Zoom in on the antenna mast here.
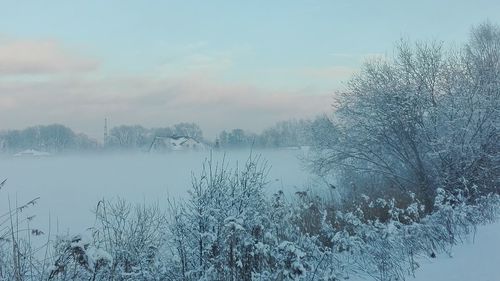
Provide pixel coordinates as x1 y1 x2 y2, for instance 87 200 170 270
104 117 108 146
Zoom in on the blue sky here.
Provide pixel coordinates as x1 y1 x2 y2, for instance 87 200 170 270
1 0 499 139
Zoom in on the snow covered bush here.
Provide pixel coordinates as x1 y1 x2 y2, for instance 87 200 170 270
48 235 112 281
165 154 279 280
274 183 500 281
92 199 169 280
48 199 169 281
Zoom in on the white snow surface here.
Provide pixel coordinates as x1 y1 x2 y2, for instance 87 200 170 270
410 221 500 281
348 220 500 281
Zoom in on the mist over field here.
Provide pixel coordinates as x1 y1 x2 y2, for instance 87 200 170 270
0 150 310 232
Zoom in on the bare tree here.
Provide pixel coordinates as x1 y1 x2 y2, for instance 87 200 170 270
309 22 500 211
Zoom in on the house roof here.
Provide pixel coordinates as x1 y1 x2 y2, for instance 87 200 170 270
155 135 197 141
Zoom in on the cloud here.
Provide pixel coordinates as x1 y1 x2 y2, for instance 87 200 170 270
0 74 332 139
0 38 99 75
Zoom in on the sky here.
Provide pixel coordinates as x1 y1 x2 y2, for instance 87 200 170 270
0 0 499 140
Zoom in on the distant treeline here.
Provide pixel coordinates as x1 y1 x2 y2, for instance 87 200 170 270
0 119 316 152
0 124 98 152
217 119 312 148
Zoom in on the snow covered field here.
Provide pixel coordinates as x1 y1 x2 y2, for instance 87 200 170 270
358 221 500 281
0 149 310 233
344 220 500 281
410 221 500 281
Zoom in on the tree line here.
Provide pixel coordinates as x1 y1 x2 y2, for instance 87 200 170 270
0 124 98 152
0 119 316 153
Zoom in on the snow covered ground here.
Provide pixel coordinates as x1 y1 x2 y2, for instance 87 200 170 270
347 220 500 281
410 220 500 281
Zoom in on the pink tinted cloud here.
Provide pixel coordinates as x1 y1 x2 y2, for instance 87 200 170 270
0 38 99 75
0 74 332 138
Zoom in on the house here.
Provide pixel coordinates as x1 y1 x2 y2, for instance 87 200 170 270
148 136 206 152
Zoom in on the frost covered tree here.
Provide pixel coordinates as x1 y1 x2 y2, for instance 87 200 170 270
309 22 499 211
258 119 311 148
172 123 204 140
108 125 151 149
218 129 255 148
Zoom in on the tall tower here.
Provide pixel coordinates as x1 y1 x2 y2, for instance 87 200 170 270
104 118 108 146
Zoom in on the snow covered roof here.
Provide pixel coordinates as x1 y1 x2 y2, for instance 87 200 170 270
149 136 205 152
